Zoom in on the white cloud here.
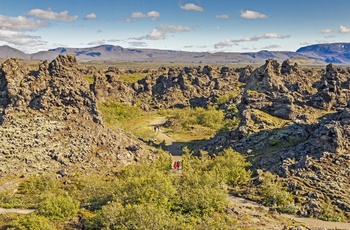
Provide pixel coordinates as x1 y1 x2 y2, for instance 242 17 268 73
214 40 238 49
321 29 334 34
145 29 165 40
242 46 257 51
133 24 194 41
127 11 160 22
0 30 46 47
216 14 230 19
261 45 281 50
147 11 160 20
339 25 350 33
85 13 97 19
240 10 268 19
131 12 146 18
214 33 289 49
87 40 106 46
159 25 193 32
0 15 48 51
0 15 47 31
107 39 121 43
129 41 148 47
27 8 78 22
180 3 204 12
184 45 207 49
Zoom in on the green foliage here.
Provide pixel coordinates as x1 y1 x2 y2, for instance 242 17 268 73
83 75 95 85
19 176 60 196
0 190 24 208
212 148 251 186
84 148 251 229
319 202 345 222
174 169 227 216
36 193 80 220
119 73 148 83
259 172 294 209
158 107 225 141
98 101 143 125
113 163 176 209
8 213 56 230
216 92 240 106
4 148 252 229
70 175 117 211
87 202 178 230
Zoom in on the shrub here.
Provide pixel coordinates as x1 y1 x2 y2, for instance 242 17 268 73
259 172 293 207
113 161 176 209
36 193 80 220
212 148 252 187
87 202 178 230
19 176 60 196
8 213 56 230
319 202 345 222
0 190 24 208
98 101 143 125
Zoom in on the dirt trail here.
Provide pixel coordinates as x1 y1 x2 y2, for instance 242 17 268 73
150 117 183 162
0 208 35 214
229 196 350 230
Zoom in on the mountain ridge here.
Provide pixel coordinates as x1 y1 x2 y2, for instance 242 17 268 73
1 43 350 64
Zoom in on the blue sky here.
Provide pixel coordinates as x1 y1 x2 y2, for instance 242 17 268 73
1 0 350 53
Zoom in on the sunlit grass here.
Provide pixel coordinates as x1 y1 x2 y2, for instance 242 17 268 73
119 73 148 83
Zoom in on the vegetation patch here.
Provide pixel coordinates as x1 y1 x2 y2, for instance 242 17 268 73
82 75 94 85
119 72 148 83
0 148 254 229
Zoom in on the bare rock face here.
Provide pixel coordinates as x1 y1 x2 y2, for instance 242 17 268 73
92 65 243 109
309 63 350 110
0 55 151 177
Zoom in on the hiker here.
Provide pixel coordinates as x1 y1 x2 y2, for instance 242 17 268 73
177 161 181 170
173 161 178 170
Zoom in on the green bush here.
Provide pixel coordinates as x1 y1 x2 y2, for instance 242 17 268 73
113 161 176 209
8 213 56 230
216 92 240 106
159 106 224 130
70 175 117 211
212 148 251 187
19 176 60 196
98 101 143 125
36 193 80 220
319 202 345 222
87 202 178 230
0 190 24 208
259 172 293 207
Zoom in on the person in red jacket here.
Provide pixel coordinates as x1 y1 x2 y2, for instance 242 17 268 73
173 161 178 170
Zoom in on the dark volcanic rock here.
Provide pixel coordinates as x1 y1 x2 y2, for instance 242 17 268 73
0 55 152 177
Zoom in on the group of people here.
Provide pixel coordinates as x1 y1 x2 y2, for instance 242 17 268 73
173 161 181 170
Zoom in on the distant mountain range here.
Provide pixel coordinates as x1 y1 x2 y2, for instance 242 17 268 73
1 43 350 64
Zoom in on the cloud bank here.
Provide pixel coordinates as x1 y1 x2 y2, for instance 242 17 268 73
27 8 78 22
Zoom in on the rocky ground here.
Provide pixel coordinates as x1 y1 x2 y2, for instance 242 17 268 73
0 55 153 177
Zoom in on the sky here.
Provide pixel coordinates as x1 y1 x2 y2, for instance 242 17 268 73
1 0 350 54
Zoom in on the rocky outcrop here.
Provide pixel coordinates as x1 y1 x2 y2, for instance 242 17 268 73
201 59 350 218
309 63 350 110
93 65 243 109
0 55 152 177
